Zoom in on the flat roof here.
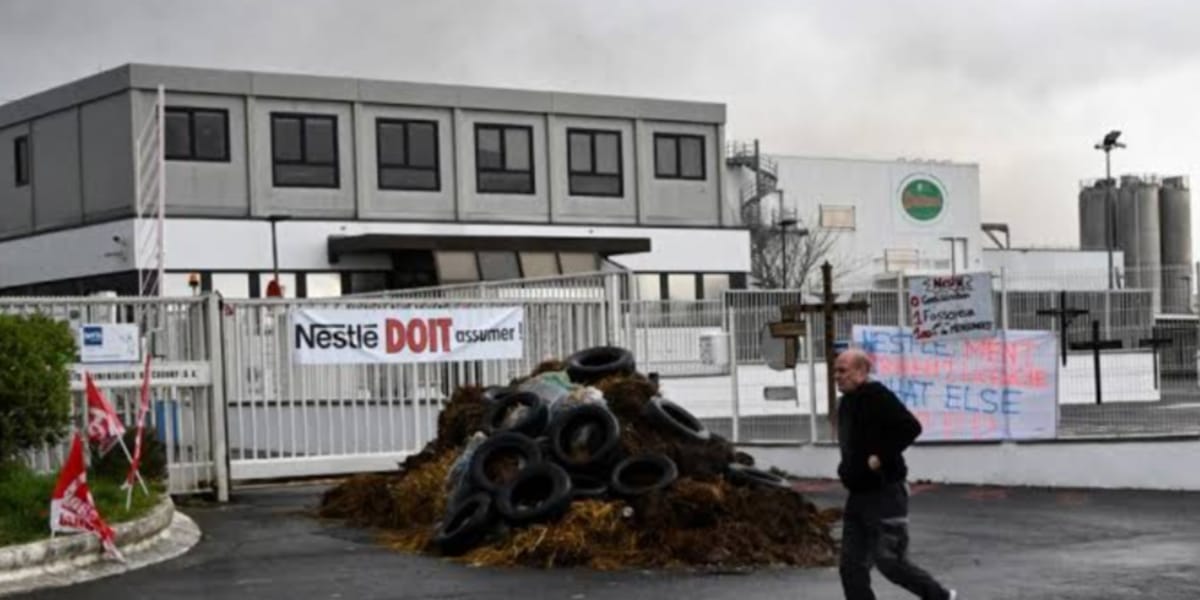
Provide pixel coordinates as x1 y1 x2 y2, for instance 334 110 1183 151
0 64 725 130
766 152 979 169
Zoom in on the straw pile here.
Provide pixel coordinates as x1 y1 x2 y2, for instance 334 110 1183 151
318 351 839 570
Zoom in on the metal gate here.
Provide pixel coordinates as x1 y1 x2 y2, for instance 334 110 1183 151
220 294 614 482
1 295 227 499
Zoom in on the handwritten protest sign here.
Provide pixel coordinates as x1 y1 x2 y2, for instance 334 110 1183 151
852 325 1058 441
907 272 995 341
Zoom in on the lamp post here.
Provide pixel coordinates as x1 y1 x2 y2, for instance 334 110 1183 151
777 214 809 289
1095 130 1125 290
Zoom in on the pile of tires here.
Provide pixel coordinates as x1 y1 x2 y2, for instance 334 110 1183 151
433 345 691 556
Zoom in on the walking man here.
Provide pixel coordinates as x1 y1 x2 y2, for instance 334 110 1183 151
834 348 956 600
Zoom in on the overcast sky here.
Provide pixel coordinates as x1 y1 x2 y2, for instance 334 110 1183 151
3 0 1199 252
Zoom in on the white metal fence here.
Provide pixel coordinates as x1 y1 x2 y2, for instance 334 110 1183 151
6 265 1198 495
1 296 225 498
711 267 1200 444
220 294 612 482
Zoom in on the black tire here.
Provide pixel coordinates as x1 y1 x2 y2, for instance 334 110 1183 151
432 492 495 556
548 404 622 473
481 385 512 403
496 462 573 525
565 346 636 384
726 463 791 490
484 391 549 438
469 432 542 494
570 473 609 500
534 435 552 457
644 396 711 442
610 453 678 497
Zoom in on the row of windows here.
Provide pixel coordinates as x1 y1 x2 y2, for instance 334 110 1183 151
162 251 602 298
161 108 707 194
177 269 734 301
635 273 734 301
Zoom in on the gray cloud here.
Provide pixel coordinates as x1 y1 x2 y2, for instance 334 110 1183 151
3 0 1198 252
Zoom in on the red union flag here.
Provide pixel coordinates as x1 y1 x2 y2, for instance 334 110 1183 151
50 433 123 561
85 372 126 455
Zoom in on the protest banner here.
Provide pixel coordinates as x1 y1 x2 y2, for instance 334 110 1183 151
852 325 1058 441
907 272 995 342
290 307 524 365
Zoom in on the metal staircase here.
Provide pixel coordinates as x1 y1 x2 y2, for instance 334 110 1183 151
726 140 780 226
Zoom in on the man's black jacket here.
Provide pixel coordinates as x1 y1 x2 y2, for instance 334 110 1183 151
836 380 923 493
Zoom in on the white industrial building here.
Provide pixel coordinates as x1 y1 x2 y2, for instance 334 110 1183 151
725 151 984 289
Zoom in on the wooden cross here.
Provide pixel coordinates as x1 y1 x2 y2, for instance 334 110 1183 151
1069 319 1123 405
1036 290 1089 366
781 261 869 429
1137 330 1173 390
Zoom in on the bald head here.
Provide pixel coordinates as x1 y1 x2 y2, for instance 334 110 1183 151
834 348 872 393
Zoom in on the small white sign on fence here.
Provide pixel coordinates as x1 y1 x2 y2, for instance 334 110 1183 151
77 323 140 363
907 272 995 342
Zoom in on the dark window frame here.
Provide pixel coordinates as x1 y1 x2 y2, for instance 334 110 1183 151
566 128 623 197
474 123 535 195
14 135 29 187
270 112 340 189
653 133 707 181
375 118 441 192
164 106 230 162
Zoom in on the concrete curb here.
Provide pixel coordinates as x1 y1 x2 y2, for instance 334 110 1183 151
0 496 201 597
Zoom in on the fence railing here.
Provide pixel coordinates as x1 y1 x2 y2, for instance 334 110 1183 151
710 269 1200 444
220 294 614 481
0 295 223 497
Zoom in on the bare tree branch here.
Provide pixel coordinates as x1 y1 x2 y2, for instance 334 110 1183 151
742 203 867 290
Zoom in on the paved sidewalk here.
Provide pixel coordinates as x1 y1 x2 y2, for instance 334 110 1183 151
15 480 1200 599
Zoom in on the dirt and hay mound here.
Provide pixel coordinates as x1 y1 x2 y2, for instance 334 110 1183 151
319 346 840 570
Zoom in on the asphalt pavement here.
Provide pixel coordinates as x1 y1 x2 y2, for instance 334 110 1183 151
14 479 1200 600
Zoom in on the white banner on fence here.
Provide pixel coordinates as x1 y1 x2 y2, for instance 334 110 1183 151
78 323 140 363
851 325 1058 441
290 307 525 365
907 272 995 342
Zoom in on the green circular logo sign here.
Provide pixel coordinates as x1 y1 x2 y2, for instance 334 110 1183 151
900 176 945 222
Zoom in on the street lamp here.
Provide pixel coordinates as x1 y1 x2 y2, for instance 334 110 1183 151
1095 130 1125 290
777 215 809 289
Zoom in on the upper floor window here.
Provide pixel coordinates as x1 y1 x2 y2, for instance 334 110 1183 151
654 133 705 180
476 124 534 194
819 205 856 230
567 128 622 196
165 107 229 162
13 135 29 187
271 113 338 188
377 119 439 191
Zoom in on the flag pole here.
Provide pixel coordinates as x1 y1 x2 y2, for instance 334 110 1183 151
116 436 150 496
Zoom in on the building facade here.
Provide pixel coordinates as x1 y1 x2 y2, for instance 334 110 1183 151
0 64 748 299
725 153 984 288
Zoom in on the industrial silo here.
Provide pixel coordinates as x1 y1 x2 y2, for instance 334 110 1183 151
1160 176 1193 313
1079 180 1112 251
1116 175 1141 279
1118 175 1163 310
